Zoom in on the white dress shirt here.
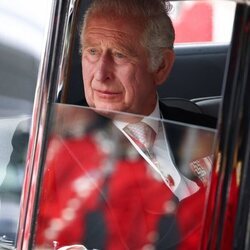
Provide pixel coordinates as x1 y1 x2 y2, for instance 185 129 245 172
113 102 199 200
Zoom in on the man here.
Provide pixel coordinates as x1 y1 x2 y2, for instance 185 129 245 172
80 0 215 198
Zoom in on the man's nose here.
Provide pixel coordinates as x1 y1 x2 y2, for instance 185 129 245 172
95 52 113 82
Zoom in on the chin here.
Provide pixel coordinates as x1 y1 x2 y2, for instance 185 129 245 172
92 103 124 118
94 102 121 112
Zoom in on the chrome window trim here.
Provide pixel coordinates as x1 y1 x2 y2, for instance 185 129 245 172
16 0 80 249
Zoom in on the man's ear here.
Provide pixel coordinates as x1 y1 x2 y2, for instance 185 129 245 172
154 49 175 86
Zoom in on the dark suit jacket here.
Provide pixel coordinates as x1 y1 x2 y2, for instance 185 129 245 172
159 101 216 174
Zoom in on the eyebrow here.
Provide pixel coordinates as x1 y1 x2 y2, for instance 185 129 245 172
82 36 140 58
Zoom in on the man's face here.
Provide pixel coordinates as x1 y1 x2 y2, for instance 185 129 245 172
81 15 158 116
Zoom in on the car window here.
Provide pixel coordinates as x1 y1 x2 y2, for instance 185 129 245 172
157 0 236 101
32 104 216 249
170 1 236 45
13 0 239 249
0 0 52 247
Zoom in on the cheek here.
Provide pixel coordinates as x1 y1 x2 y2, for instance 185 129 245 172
82 62 94 103
118 69 137 100
127 66 153 92
119 64 152 102
82 60 94 85
82 60 92 82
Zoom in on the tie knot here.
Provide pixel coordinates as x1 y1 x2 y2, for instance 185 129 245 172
124 121 156 150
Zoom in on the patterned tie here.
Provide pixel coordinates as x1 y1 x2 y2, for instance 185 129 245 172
124 121 156 153
124 122 175 188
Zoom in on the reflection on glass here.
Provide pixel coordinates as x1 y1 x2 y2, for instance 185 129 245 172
34 104 216 250
0 116 30 248
0 0 52 247
170 1 236 44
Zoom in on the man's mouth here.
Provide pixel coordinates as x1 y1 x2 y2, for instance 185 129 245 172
94 89 122 98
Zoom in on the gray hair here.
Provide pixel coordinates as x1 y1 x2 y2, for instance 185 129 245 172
80 0 175 71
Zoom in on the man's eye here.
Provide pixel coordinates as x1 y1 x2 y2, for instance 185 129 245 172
114 52 125 59
88 48 97 55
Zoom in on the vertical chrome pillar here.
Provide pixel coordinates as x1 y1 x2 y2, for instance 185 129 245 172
16 0 80 249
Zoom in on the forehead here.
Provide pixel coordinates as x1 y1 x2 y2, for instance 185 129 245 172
83 14 144 47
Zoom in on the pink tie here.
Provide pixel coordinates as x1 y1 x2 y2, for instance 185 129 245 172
124 122 156 152
124 122 175 188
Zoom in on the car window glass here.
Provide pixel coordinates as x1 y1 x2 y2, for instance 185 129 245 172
170 1 236 45
0 0 52 247
32 104 216 249
12 1 237 248
156 0 236 101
